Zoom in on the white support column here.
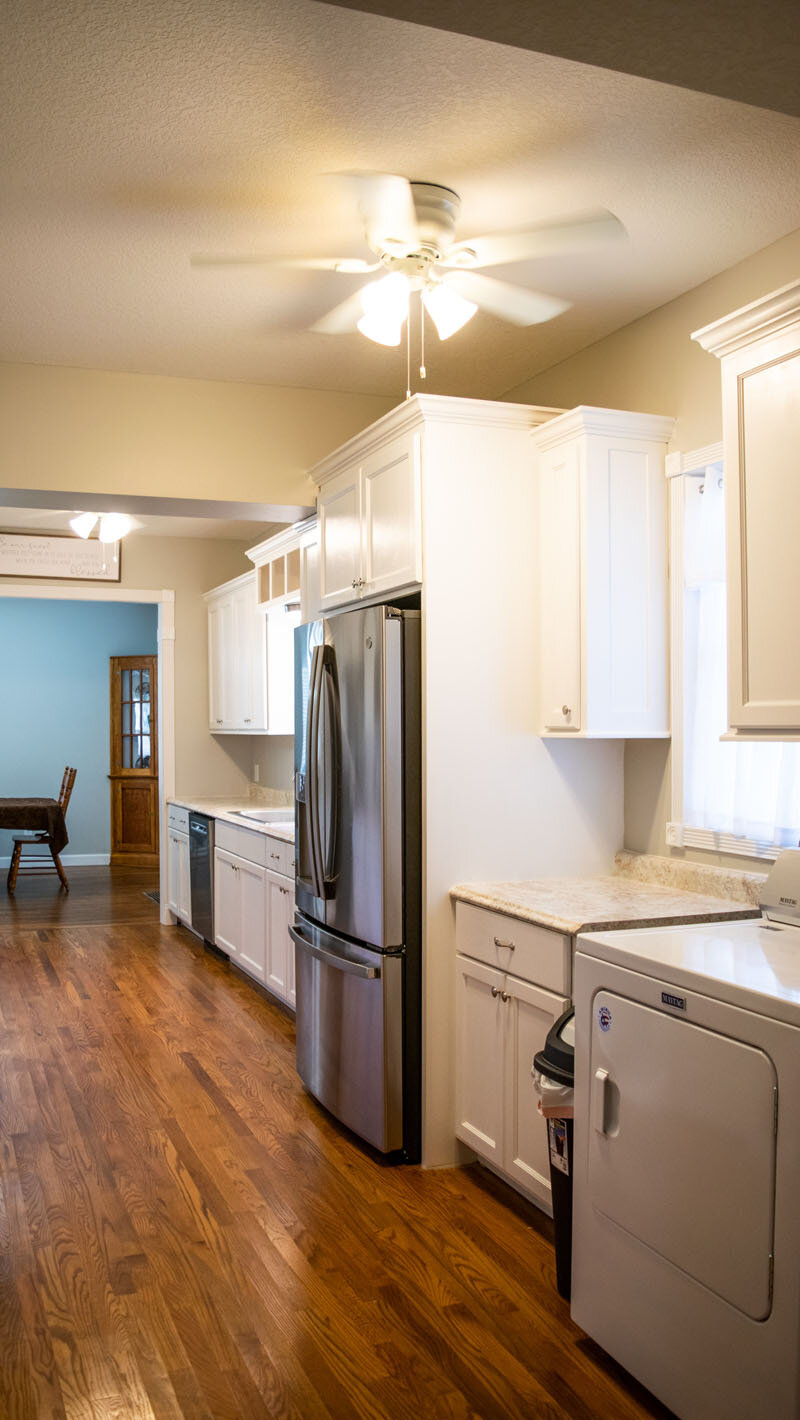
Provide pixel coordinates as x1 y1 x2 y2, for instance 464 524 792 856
158 591 176 925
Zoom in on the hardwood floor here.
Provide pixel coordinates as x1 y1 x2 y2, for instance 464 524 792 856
0 869 673 1419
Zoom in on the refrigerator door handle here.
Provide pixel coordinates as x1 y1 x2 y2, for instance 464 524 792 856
289 924 381 979
319 647 341 892
305 643 325 900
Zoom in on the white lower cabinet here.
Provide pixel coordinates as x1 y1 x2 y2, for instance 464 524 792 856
266 869 296 1007
455 905 570 1212
214 846 266 979
213 827 296 1008
166 828 191 924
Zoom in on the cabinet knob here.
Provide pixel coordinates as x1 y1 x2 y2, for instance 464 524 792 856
215 718 223 724
491 985 500 998
501 991 510 1003
352 578 358 589
244 718 251 723
562 705 571 718
493 936 515 951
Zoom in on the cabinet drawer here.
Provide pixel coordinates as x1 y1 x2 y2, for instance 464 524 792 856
455 901 570 993
264 835 294 877
214 820 267 866
167 802 189 834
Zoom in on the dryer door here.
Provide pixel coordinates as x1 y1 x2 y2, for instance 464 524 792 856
588 991 776 1320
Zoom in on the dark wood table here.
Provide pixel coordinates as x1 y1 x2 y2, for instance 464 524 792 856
0 798 69 854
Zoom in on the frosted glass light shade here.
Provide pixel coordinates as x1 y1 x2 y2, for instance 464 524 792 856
357 272 409 345
98 513 134 542
422 283 478 340
70 511 98 538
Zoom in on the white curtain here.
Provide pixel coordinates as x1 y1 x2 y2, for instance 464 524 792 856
683 470 800 848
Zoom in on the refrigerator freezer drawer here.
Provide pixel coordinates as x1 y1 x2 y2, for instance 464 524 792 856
291 917 404 1153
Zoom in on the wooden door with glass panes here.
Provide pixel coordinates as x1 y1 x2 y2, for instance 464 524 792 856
109 655 159 866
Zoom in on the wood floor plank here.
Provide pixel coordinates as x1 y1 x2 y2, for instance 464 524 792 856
0 867 674 1419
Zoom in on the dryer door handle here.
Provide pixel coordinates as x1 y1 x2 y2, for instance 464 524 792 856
593 1067 610 1133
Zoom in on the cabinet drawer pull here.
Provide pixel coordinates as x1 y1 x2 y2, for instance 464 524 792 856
270 852 280 860
215 718 223 724
493 936 516 951
244 718 252 723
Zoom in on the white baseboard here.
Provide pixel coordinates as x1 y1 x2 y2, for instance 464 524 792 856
0 852 111 868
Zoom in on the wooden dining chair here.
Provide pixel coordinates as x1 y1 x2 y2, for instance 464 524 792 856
7 766 77 893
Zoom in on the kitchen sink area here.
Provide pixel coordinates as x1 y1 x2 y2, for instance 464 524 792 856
229 807 295 825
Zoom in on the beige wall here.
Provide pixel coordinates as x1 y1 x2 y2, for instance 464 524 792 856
506 227 800 453
505 226 800 868
0 362 393 508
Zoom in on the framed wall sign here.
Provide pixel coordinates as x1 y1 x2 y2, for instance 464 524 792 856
0 532 122 582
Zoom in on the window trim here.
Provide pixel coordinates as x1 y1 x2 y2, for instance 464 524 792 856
666 441 781 862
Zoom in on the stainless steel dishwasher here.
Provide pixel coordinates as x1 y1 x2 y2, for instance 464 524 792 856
188 813 215 945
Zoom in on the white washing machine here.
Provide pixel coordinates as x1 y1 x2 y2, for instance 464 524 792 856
571 851 800 1420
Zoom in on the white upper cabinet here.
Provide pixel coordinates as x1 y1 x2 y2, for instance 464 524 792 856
318 463 363 609
312 395 561 615
693 281 800 735
533 407 675 738
317 429 421 611
205 573 267 733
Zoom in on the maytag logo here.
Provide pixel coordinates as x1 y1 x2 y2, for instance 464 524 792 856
662 991 687 1011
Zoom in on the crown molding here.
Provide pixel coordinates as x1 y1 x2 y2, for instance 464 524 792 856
310 394 563 485
246 514 317 567
531 405 675 451
202 569 254 601
692 279 800 358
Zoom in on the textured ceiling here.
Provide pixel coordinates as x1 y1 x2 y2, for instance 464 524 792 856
324 0 800 117
2 0 799 400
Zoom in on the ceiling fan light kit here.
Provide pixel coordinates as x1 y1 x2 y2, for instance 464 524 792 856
69 511 134 543
193 174 627 386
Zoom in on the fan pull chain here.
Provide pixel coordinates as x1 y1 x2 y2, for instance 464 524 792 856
419 293 427 380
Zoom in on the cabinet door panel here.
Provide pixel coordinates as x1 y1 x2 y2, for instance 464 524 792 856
504 976 570 1206
319 465 362 610
238 858 266 983
362 432 422 597
178 834 192 924
214 848 241 958
208 597 236 729
167 830 182 916
265 870 293 1001
725 339 800 728
455 954 505 1165
538 440 582 731
266 605 300 735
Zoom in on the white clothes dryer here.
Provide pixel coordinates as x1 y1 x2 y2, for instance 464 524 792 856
571 851 800 1420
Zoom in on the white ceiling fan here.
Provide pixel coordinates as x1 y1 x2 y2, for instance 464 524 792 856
193 173 627 348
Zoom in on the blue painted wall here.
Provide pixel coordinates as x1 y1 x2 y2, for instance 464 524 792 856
0 599 158 860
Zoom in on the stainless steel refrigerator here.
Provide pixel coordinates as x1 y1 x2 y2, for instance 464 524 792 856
291 603 421 1161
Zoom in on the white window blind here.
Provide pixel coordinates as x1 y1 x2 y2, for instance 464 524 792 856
682 469 800 852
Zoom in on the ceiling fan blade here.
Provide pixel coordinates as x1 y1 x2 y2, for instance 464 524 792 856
191 254 380 273
333 171 419 253
444 209 627 270
444 271 571 326
310 286 370 335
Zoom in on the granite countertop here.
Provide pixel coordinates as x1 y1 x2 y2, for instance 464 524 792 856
168 796 295 844
451 855 762 936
